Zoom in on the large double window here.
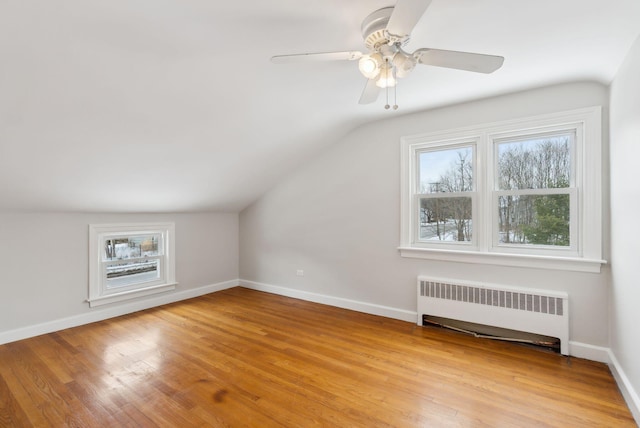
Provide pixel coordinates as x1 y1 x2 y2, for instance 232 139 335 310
89 222 176 307
400 107 603 272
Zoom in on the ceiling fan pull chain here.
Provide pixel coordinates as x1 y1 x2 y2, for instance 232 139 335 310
393 80 398 110
385 59 391 109
385 84 390 109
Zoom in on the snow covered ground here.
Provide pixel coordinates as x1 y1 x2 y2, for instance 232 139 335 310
420 220 470 241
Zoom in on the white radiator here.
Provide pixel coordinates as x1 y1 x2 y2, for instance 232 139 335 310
417 277 569 355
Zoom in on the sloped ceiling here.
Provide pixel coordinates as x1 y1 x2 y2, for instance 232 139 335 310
1 0 639 212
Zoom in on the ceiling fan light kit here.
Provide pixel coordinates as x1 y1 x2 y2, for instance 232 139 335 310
392 50 417 78
375 61 396 88
271 0 504 109
358 53 383 79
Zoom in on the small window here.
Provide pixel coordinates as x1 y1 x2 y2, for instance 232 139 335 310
89 223 176 307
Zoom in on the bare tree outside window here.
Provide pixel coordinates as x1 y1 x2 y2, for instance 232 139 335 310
419 147 473 242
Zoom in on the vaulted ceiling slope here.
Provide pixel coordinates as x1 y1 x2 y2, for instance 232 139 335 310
1 1 639 213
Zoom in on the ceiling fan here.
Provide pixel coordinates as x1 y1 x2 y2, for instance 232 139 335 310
271 0 504 109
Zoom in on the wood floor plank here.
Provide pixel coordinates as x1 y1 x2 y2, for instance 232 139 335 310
0 371 31 428
0 287 636 427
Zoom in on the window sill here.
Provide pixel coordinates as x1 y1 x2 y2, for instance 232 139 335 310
398 247 606 273
88 282 177 308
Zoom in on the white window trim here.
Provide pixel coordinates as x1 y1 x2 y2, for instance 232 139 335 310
399 106 606 273
88 222 177 307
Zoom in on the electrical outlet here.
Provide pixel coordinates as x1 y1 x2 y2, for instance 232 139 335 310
296 269 304 277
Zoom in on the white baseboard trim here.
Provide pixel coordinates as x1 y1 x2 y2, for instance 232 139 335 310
239 279 417 323
569 342 639 424
0 279 240 346
568 341 610 363
608 350 640 425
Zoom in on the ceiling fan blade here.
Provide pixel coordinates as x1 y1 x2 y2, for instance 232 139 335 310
359 78 380 104
414 48 504 73
271 51 363 64
386 0 433 39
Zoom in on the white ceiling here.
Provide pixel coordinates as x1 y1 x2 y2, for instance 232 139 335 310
1 0 639 212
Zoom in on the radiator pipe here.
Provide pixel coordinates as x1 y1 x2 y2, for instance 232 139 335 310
423 319 558 348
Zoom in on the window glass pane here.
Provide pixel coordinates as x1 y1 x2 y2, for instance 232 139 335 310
497 135 571 190
104 234 162 261
106 259 160 289
419 146 473 193
498 194 570 246
420 197 472 241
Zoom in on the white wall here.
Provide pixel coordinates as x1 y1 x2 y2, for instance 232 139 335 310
0 212 238 338
240 82 611 350
610 34 640 419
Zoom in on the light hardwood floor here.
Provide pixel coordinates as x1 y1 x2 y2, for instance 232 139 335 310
0 287 635 427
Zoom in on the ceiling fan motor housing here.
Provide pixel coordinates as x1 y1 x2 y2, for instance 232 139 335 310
361 7 409 50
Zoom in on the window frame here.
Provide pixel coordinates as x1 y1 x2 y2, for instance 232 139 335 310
399 107 604 273
88 222 177 307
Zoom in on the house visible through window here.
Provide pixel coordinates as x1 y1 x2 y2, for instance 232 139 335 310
400 107 604 272
89 222 176 307
104 234 162 289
